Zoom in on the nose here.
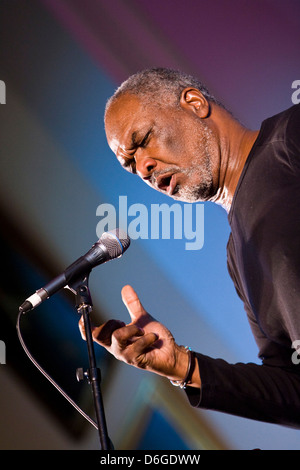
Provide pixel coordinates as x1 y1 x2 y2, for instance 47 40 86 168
136 155 157 180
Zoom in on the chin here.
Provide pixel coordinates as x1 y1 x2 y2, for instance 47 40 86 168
173 185 212 203
170 192 202 204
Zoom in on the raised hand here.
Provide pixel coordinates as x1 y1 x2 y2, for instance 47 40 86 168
79 285 191 382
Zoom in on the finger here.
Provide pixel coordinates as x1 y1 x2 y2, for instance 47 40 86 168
125 332 159 369
79 318 125 346
78 316 86 339
133 332 158 353
113 323 144 347
121 285 146 322
93 319 126 346
78 315 96 340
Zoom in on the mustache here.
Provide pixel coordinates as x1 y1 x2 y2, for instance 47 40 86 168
149 167 181 187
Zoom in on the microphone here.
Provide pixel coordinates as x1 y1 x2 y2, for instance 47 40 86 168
19 228 130 314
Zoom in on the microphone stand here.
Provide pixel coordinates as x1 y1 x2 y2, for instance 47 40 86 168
68 274 112 450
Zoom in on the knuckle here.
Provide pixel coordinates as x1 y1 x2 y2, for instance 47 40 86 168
126 353 146 368
135 354 148 369
113 329 128 347
112 328 122 341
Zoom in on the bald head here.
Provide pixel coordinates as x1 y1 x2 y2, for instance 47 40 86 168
105 67 223 118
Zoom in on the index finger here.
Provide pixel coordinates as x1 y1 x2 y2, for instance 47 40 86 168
121 285 146 321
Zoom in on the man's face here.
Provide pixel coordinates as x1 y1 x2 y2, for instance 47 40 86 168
105 93 218 203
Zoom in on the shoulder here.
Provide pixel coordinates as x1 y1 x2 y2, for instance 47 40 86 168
285 105 300 155
259 105 300 141
255 105 300 162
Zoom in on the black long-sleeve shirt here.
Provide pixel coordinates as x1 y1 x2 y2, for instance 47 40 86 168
186 105 300 428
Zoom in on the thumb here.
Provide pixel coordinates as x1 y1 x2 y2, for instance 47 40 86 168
121 285 146 322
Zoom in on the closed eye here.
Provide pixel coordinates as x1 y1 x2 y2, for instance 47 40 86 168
120 155 137 174
118 128 152 174
139 129 152 148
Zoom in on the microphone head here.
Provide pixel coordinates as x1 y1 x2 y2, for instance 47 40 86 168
100 228 130 259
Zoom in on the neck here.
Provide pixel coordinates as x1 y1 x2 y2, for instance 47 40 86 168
208 107 259 212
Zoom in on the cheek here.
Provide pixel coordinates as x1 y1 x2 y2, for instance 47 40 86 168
155 113 203 165
158 126 187 160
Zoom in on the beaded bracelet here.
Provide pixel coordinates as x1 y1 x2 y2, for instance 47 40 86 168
170 346 193 389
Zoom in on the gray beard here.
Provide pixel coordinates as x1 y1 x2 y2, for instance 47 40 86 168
150 160 213 203
166 124 215 203
148 119 216 203
174 159 213 203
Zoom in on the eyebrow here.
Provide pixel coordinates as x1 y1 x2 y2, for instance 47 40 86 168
131 127 152 148
130 131 139 147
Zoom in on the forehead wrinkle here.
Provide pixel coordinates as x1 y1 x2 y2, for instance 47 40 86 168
118 122 150 154
109 122 134 155
106 96 157 158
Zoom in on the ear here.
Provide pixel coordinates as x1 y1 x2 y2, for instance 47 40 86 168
180 87 210 118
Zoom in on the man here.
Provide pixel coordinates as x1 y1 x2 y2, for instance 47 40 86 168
80 68 300 428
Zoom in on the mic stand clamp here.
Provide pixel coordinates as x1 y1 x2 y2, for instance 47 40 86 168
68 274 112 450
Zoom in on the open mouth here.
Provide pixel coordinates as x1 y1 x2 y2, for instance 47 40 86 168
156 173 178 196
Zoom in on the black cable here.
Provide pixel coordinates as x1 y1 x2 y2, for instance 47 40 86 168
16 310 98 432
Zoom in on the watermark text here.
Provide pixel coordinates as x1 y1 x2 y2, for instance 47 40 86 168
291 340 300 365
0 340 6 364
0 80 6 104
96 196 204 250
291 80 300 104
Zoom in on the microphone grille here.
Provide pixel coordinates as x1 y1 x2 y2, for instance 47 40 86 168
100 228 130 259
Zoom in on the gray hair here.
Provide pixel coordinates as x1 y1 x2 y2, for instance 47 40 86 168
105 67 224 113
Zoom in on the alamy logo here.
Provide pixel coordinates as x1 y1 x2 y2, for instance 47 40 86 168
0 80 6 104
291 80 300 104
0 341 6 364
96 196 204 250
291 340 300 365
